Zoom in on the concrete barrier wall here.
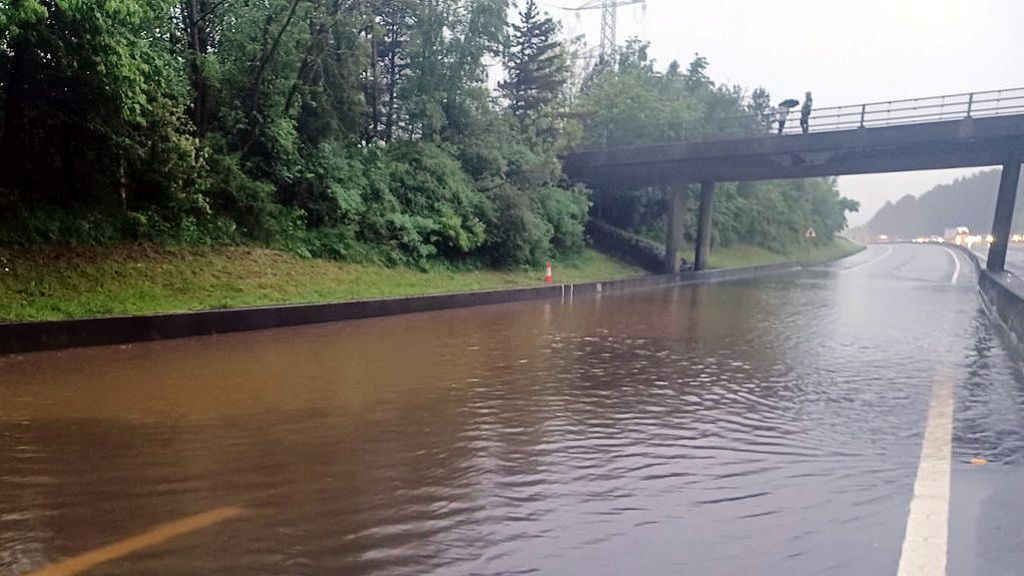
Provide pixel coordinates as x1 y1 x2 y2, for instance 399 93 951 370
0 261 800 355
978 270 1024 349
942 240 1024 349
586 220 666 273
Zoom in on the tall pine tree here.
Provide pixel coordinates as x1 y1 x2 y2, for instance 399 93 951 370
500 0 568 121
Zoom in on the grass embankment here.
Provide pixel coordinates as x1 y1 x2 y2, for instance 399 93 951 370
0 246 644 323
0 238 861 323
689 237 864 269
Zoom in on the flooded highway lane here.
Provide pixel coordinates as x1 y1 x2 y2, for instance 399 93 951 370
2 243 1023 575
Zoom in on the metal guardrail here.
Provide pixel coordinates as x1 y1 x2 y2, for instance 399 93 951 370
576 87 1024 149
778 87 1024 135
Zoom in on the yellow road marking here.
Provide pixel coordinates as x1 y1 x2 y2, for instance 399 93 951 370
25 506 244 576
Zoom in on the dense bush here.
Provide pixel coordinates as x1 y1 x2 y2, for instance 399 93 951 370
534 185 590 256
483 183 554 267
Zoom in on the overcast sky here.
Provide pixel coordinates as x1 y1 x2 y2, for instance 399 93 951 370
536 0 1024 225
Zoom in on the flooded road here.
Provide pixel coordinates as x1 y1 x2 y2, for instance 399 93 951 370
3 243 1023 575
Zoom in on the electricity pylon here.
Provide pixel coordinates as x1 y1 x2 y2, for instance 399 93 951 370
561 0 645 62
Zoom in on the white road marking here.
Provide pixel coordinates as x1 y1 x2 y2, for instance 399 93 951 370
839 244 893 274
941 247 961 285
896 373 953 576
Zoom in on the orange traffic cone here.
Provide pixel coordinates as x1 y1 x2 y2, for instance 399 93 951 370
545 261 553 284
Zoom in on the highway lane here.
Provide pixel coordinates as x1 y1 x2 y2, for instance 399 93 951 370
971 241 1024 273
2 243 1023 575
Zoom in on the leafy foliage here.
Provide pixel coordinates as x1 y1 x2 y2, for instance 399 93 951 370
0 2 855 267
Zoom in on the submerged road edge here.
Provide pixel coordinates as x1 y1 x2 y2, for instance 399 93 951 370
0 260 813 355
941 241 1024 353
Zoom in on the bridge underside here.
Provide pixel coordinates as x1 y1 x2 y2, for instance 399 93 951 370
564 115 1024 274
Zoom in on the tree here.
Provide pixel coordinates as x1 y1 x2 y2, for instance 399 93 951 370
366 0 416 143
747 87 773 133
0 0 198 211
500 0 569 121
683 52 711 92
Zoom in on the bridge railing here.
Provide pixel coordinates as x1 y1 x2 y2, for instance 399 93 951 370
781 87 1024 135
574 87 1024 149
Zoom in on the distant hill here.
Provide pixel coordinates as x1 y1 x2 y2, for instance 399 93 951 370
866 169 1024 238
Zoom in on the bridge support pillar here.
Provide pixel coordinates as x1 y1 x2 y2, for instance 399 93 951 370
987 157 1023 273
664 183 687 274
694 181 716 271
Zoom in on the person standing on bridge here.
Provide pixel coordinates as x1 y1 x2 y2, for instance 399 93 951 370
775 105 790 135
800 91 813 134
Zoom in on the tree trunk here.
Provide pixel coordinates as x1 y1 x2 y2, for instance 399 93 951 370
182 0 211 135
0 37 30 194
369 27 380 142
242 0 303 155
384 23 399 143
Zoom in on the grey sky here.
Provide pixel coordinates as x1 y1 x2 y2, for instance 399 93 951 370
537 0 1024 225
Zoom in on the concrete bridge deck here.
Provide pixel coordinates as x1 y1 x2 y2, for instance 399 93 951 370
564 113 1024 187
564 89 1024 275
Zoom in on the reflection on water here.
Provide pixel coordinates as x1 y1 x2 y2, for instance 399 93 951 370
0 244 1019 575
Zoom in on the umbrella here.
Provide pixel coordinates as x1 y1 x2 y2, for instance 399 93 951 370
778 98 800 108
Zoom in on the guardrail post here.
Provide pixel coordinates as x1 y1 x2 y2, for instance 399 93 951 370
859 104 866 128
966 93 974 118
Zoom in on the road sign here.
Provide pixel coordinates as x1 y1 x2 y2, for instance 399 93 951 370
804 227 817 239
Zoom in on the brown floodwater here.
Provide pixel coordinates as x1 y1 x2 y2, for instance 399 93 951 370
2 244 1022 575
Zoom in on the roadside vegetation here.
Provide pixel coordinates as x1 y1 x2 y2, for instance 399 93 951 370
693 237 862 269
0 0 860 321
0 246 643 322
0 240 860 322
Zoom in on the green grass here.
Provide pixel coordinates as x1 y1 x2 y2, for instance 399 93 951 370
0 245 645 322
792 237 866 264
0 238 863 323
675 237 864 269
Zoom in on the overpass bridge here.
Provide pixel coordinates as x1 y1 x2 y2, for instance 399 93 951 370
564 88 1024 274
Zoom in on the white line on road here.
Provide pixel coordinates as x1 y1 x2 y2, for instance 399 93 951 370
839 244 893 274
941 247 961 285
896 372 953 576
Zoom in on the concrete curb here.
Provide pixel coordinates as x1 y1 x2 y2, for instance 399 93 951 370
0 261 801 355
977 272 1024 347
